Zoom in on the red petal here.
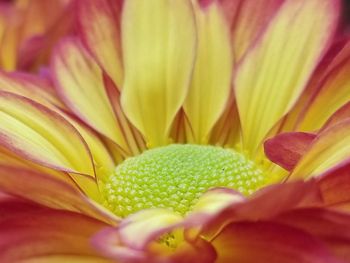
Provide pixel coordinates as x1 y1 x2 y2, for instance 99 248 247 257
0 200 109 262
264 132 316 171
212 221 339 263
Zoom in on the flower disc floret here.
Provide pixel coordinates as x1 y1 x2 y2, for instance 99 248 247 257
101 144 266 217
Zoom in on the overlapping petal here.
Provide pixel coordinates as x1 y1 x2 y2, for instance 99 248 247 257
291 120 350 179
264 132 316 171
235 0 339 155
183 0 233 143
0 198 110 262
77 0 123 88
0 166 117 224
51 38 133 155
121 0 197 147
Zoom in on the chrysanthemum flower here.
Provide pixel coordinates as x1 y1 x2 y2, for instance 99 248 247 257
1 0 350 262
0 0 73 71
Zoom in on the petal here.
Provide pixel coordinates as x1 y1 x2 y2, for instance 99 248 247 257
0 91 94 175
275 208 350 261
291 120 350 179
318 163 350 210
212 222 339 263
92 226 216 263
118 209 183 250
18 2 74 71
51 38 131 154
0 203 109 262
0 91 101 197
202 181 322 239
298 51 350 131
222 0 285 62
281 38 350 132
264 132 316 171
0 166 118 224
121 0 197 147
320 101 350 131
0 70 63 108
235 0 339 154
183 1 233 143
61 113 115 181
192 188 244 215
77 0 123 88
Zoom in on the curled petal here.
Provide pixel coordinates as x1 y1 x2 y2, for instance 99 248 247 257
264 132 316 171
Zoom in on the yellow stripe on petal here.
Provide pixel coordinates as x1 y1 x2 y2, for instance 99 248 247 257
121 0 197 147
183 1 233 144
291 120 350 179
78 0 123 88
52 38 130 154
235 0 339 155
0 91 94 176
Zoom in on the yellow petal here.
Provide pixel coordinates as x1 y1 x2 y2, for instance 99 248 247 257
298 51 350 131
62 114 115 181
0 91 94 176
0 71 63 108
78 0 123 88
52 38 130 154
291 120 350 179
235 0 339 155
183 1 233 143
121 0 197 147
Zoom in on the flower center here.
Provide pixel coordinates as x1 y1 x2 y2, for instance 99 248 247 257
101 144 266 217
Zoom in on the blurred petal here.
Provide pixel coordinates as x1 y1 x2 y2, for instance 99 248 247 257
203 181 322 239
0 166 118 224
318 163 350 211
0 203 109 262
118 209 183 250
235 0 339 154
121 0 197 147
264 132 316 171
212 222 339 263
183 1 233 143
291 120 350 179
52 38 131 154
78 0 123 88
0 71 63 108
321 101 350 131
192 188 244 215
275 208 350 261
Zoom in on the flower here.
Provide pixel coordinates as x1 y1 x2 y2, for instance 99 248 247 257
0 0 73 71
1 0 350 262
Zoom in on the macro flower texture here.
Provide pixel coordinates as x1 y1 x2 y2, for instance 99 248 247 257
1 0 350 262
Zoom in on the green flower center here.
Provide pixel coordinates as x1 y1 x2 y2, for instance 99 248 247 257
101 144 266 217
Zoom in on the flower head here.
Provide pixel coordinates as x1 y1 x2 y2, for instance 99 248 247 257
1 0 350 262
